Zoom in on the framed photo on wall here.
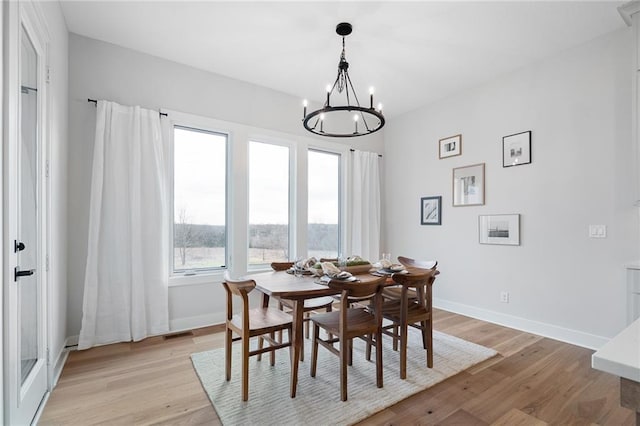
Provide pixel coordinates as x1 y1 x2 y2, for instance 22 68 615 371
479 214 520 245
439 134 462 159
421 196 442 225
503 131 531 167
453 163 485 206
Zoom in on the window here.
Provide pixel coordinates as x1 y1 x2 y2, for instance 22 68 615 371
308 149 341 259
248 141 290 265
172 126 227 274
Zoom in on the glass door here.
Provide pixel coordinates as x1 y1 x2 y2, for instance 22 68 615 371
6 11 49 423
19 23 40 388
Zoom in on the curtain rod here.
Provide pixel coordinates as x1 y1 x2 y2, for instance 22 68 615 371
350 148 382 158
87 98 168 117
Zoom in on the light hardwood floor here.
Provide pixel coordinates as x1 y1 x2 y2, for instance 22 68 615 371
40 309 634 425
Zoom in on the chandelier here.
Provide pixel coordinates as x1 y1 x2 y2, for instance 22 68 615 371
302 22 385 138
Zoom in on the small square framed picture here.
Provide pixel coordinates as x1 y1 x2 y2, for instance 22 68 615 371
421 196 442 225
479 214 520 245
503 131 531 167
439 134 462 159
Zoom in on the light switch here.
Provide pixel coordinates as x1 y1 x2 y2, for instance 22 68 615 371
589 225 607 238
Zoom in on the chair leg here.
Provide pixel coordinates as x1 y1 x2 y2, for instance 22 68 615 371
393 324 399 351
310 324 319 378
376 330 383 388
257 336 264 362
305 312 310 338
426 319 433 368
365 334 372 361
270 331 276 366
225 327 233 381
326 304 333 342
300 331 305 362
347 338 353 366
400 321 408 380
340 336 348 401
242 334 250 401
421 320 428 349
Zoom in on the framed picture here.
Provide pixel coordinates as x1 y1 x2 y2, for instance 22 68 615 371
503 131 531 167
479 214 520 245
421 196 442 225
453 163 485 206
439 134 462 159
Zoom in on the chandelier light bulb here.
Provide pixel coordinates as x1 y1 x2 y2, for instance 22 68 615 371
353 114 359 122
378 103 383 112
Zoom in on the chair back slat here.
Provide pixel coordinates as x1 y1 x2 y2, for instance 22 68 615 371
327 276 386 299
222 272 256 296
391 269 437 288
397 256 437 270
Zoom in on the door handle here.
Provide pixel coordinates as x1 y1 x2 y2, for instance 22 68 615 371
14 240 25 252
14 267 35 281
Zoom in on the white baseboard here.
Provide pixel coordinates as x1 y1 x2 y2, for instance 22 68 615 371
170 313 225 333
63 315 225 353
434 298 609 350
51 341 70 385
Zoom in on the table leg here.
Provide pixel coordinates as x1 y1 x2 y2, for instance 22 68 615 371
290 299 304 398
621 377 640 425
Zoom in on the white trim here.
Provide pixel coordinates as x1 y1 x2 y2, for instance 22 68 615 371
0 0 5 421
434 298 609 350
619 1 640 26
50 344 68 388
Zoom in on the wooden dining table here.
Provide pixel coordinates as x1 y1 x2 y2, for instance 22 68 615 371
247 269 385 398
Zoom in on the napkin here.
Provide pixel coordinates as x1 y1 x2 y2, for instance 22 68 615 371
296 257 318 270
320 262 353 279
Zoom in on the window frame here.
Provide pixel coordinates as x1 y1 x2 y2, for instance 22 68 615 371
162 108 353 287
306 147 345 260
166 113 231 283
247 138 292 270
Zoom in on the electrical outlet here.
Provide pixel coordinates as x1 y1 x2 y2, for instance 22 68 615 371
500 291 509 303
589 225 607 238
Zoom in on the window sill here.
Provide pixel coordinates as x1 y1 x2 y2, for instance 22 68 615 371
169 271 224 288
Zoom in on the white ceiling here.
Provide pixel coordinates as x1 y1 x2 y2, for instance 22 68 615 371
59 1 627 117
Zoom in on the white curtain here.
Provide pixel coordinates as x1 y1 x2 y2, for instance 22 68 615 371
349 150 381 262
78 100 169 350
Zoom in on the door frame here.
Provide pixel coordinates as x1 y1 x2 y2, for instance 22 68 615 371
3 0 51 424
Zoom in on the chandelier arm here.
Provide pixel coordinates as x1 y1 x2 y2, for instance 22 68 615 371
344 72 372 131
328 74 341 107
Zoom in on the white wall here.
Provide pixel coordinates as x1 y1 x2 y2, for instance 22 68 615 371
66 34 384 338
384 28 637 348
38 0 69 381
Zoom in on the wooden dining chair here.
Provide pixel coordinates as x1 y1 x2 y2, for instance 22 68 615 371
222 271 293 401
368 268 439 379
309 275 386 401
382 256 438 301
270 262 334 361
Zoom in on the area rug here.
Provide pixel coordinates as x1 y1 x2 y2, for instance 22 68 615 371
191 329 497 425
